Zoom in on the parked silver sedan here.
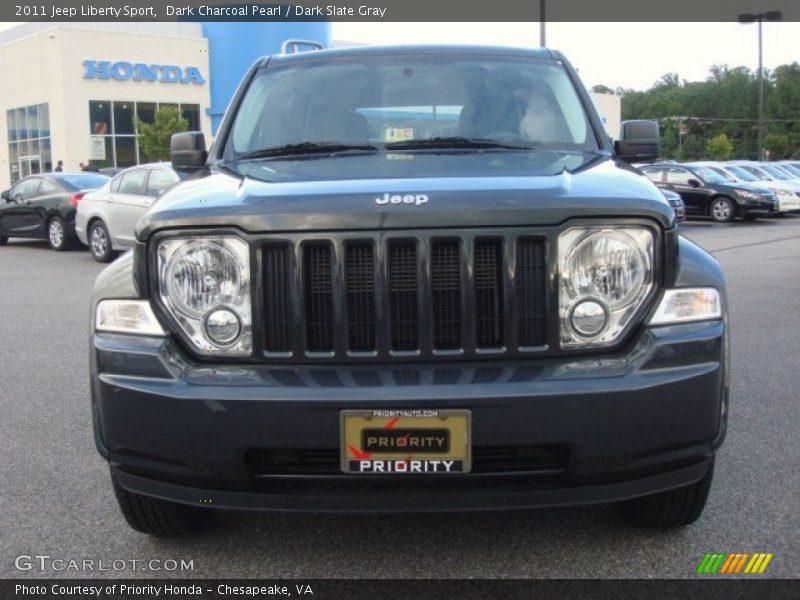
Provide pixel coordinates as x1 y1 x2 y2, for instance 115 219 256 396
75 163 182 262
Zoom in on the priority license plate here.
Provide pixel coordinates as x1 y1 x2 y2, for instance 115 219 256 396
340 409 471 474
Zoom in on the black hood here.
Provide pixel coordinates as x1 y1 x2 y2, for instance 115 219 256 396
138 152 674 239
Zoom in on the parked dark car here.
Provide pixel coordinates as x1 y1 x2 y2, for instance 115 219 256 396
660 188 686 221
639 163 776 222
91 45 727 537
0 172 109 250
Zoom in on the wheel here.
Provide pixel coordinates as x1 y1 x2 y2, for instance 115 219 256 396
618 460 714 529
47 216 71 251
0 234 8 246
709 197 735 223
88 220 114 263
111 471 202 537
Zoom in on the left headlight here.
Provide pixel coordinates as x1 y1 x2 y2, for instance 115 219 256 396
559 227 654 348
735 189 761 201
158 236 252 355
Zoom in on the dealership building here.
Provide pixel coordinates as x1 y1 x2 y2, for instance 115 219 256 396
0 21 331 189
0 22 620 191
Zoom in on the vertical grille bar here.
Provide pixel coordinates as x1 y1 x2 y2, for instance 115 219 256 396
474 238 504 347
516 237 547 347
345 242 376 351
263 244 291 352
303 242 334 351
431 239 462 349
388 240 419 351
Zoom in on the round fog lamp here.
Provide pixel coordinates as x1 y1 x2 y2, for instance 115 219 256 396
570 300 608 338
204 308 242 346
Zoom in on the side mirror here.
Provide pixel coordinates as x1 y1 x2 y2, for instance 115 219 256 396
171 131 207 171
614 120 660 163
1 189 10 202
687 178 702 188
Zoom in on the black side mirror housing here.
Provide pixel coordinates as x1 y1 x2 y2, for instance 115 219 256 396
171 132 207 171
614 120 660 163
687 178 702 188
1 189 10 202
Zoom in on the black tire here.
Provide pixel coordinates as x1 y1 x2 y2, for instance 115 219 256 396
111 471 201 537
47 216 72 251
88 220 114 263
0 234 8 246
709 197 735 223
619 460 714 529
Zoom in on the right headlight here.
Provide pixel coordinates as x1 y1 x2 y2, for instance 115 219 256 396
559 227 654 348
157 235 252 355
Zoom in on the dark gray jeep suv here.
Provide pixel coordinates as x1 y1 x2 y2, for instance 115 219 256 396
90 45 728 536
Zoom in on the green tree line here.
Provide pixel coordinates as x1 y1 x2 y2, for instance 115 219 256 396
612 63 800 161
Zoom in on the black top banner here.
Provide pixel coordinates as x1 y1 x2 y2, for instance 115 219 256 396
3 0 800 22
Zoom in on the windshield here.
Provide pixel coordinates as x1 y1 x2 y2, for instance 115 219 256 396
709 166 736 182
59 174 109 190
760 164 791 180
740 165 772 180
723 165 757 182
780 163 800 177
692 167 727 185
225 54 598 160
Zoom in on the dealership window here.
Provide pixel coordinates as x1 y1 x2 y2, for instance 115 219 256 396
6 103 51 184
87 100 201 168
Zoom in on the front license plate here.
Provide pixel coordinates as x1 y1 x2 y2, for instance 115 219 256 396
340 409 471 474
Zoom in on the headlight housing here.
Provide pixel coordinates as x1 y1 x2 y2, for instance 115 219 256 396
559 227 654 348
157 236 252 355
735 189 761 201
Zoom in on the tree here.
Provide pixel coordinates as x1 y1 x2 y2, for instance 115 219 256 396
591 84 614 95
135 107 189 162
706 134 734 160
764 133 789 160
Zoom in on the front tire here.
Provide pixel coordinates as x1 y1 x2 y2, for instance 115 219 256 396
47 216 71 251
111 471 202 537
89 220 114 263
618 460 714 529
709 197 735 223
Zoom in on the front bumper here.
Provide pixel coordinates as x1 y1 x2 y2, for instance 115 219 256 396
92 318 727 512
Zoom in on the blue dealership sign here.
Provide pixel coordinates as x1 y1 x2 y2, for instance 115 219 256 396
83 60 206 84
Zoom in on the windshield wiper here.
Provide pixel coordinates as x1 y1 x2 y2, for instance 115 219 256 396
385 136 533 151
237 142 379 160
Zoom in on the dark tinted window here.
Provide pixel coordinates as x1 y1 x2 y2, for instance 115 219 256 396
118 170 148 195
145 169 176 197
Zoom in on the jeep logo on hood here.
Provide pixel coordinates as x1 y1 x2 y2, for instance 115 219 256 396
375 193 429 206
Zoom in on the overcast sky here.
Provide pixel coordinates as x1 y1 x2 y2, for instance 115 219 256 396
1 21 797 91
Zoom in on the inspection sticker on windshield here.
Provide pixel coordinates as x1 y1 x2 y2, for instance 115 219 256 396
384 127 415 142
340 409 471 474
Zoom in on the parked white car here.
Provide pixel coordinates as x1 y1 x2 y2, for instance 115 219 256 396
718 161 800 214
75 163 183 262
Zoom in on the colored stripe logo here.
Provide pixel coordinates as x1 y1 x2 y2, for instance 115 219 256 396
696 553 773 574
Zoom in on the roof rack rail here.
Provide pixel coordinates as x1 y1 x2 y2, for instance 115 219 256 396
280 39 324 54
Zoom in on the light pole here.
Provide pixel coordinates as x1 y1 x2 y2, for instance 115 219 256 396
539 0 547 47
738 11 782 161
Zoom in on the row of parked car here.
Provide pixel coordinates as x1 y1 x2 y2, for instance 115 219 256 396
640 160 800 223
0 163 186 261
1 158 798 260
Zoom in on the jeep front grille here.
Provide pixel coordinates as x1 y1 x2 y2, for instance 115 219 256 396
260 230 549 361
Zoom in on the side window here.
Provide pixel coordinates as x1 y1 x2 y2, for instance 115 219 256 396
145 170 176 197
13 178 41 200
642 168 663 183
117 170 148 196
110 174 122 193
38 179 61 195
666 168 692 185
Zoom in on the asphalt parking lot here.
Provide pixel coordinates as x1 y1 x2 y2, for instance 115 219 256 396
1 217 799 579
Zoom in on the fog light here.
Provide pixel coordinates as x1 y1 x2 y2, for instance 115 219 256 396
204 308 242 346
570 300 608 337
